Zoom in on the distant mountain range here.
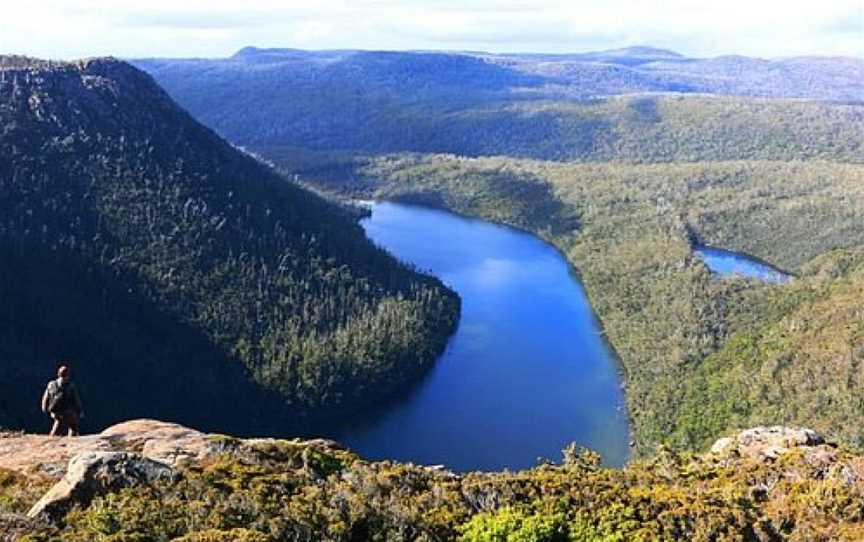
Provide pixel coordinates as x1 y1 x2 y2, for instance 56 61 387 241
139 45 864 103
133 46 864 162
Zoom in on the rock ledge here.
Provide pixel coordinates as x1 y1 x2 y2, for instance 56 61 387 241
710 426 828 460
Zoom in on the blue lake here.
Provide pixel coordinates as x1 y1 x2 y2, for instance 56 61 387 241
327 202 630 472
696 246 791 283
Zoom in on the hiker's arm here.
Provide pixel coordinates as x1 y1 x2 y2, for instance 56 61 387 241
41 387 49 413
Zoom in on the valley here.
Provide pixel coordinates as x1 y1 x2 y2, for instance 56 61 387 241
1 39 863 540
327 201 629 471
0 58 459 437
128 46 864 457
267 155 864 455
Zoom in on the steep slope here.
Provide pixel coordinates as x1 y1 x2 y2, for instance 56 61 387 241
0 58 459 436
671 247 864 450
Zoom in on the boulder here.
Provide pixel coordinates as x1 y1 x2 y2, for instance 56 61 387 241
710 426 826 460
101 419 230 466
27 451 176 523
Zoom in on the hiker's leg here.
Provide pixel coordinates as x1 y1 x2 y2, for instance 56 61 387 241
49 415 63 437
66 412 80 437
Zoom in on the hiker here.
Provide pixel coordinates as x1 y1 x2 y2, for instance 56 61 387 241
40 365 84 437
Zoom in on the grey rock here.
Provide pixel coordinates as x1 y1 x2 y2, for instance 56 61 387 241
27 451 176 523
710 426 826 460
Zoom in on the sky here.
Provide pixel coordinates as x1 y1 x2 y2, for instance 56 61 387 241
1 0 862 60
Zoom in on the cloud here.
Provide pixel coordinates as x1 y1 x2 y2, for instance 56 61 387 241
1 0 861 59
112 13 269 30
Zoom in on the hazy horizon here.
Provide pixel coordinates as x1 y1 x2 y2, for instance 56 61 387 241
2 1 862 61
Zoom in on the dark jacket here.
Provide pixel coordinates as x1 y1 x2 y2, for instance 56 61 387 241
41 378 83 415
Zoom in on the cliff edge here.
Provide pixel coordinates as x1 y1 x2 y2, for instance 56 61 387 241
1 420 863 540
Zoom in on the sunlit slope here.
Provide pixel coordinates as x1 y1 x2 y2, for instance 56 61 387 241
136 49 864 162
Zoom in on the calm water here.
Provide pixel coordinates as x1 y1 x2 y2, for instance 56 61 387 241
327 202 630 472
696 246 790 283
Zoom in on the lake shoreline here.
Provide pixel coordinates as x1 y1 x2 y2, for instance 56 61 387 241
335 199 631 471
695 244 793 283
351 195 639 456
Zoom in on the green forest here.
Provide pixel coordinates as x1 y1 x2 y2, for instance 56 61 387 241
0 58 459 435
276 152 864 457
3 47 864 541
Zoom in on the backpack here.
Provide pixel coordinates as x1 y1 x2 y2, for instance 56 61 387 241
48 380 73 415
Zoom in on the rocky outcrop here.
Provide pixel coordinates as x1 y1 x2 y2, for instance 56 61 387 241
1 419 349 526
0 419 228 478
710 426 827 460
100 419 235 466
0 432 116 478
27 451 177 522
2 421 859 538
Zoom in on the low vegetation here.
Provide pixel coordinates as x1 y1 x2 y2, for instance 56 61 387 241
7 431 864 541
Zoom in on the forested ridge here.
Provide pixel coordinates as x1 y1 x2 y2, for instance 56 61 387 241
135 48 864 162
0 57 459 435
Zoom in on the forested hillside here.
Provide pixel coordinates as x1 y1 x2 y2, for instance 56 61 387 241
245 95 864 163
671 246 864 450
0 58 459 435
287 154 864 455
135 47 864 161
129 44 864 458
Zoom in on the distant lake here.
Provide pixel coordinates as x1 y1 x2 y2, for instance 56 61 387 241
326 202 630 472
696 246 791 283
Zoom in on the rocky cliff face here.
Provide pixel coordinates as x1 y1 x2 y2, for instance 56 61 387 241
2 420 862 541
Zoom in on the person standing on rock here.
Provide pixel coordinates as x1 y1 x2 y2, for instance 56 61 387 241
40 365 84 437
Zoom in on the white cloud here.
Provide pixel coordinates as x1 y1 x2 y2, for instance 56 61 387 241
0 0 861 59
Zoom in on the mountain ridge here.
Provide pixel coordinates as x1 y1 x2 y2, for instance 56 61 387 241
221 45 856 63
0 56 459 436
132 46 864 161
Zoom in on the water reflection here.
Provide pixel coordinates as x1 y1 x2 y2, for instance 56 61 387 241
696 246 790 284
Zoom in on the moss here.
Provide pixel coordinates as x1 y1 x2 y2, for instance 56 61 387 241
0 467 51 514
171 528 272 542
